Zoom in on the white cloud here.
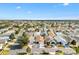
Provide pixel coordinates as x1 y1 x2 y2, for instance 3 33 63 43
16 6 21 9
64 3 69 6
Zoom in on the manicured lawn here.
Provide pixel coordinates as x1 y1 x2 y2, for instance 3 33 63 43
0 50 9 55
72 47 79 54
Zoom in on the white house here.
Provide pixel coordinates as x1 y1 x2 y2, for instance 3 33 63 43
0 39 7 50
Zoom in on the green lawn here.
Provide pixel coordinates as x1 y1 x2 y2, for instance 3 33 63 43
0 50 9 55
72 47 79 54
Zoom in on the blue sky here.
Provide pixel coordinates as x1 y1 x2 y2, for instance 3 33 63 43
0 3 79 20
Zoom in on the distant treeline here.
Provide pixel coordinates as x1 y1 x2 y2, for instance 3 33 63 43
0 20 79 22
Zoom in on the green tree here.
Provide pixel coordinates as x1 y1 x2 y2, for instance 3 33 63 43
41 50 49 55
26 46 31 54
51 24 54 27
71 40 76 45
18 34 29 47
9 33 15 40
22 32 26 37
56 50 64 55
15 30 19 34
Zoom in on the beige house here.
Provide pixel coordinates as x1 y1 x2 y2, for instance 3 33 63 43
0 39 7 50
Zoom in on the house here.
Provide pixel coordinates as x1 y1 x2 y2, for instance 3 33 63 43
0 36 10 40
54 32 67 47
54 36 67 47
33 35 45 48
34 32 41 37
0 39 7 50
0 35 10 49
35 35 44 42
